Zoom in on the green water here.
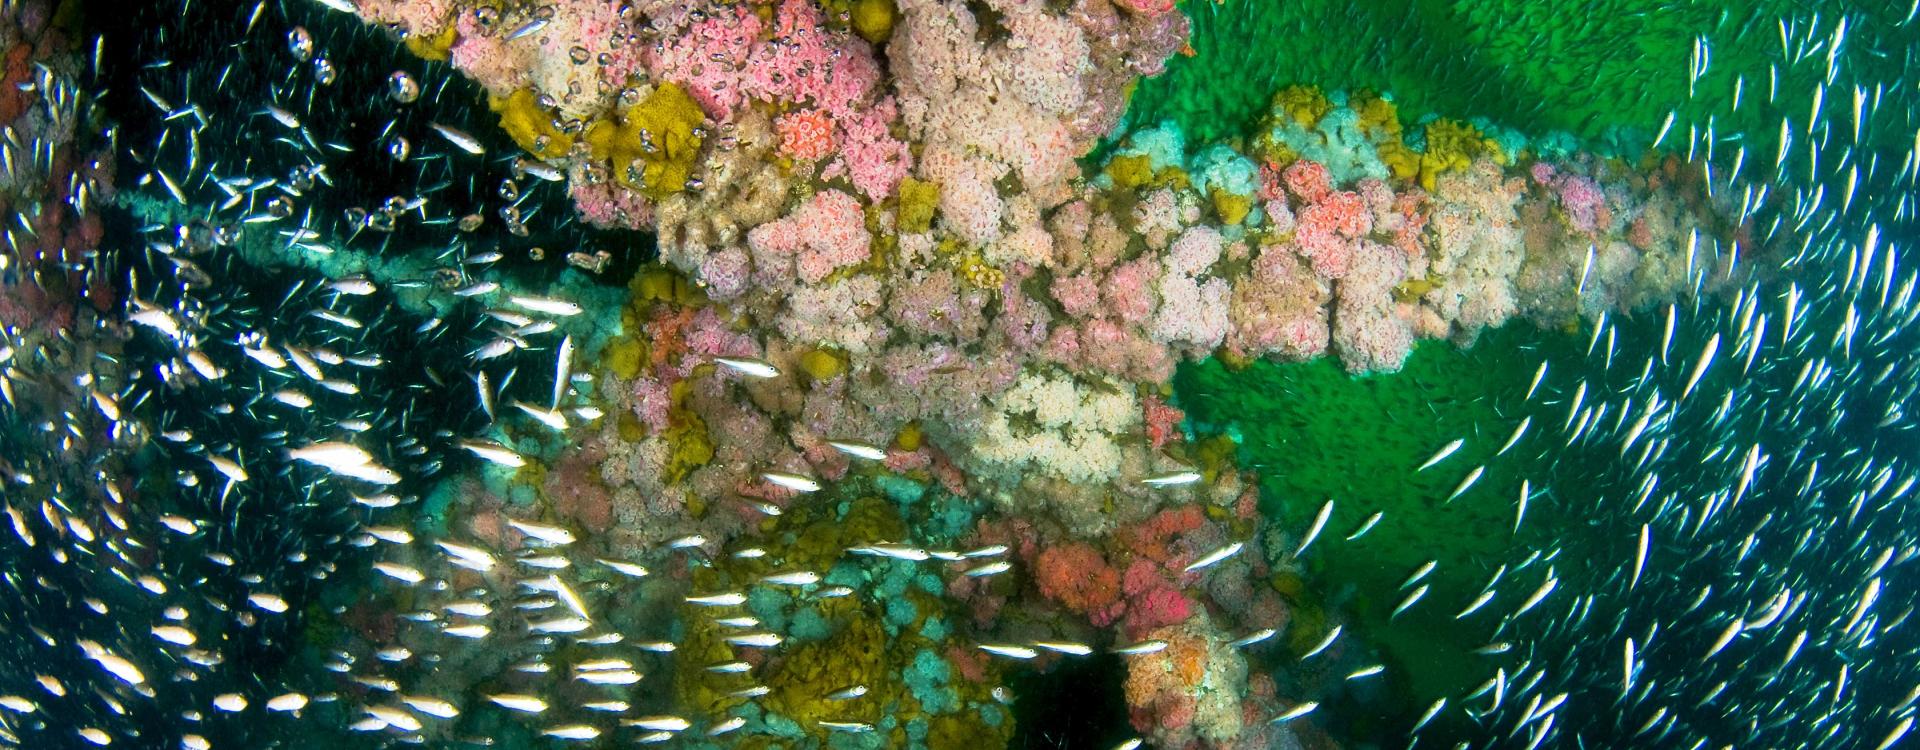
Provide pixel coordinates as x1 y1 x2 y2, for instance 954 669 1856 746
1122 0 1920 170
1175 323 1587 704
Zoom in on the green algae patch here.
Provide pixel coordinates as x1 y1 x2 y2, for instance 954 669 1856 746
1173 321 1582 700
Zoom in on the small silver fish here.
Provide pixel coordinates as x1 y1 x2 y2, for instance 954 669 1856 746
484 694 547 714
507 519 575 546
1345 511 1384 541
851 544 929 562
1294 500 1334 557
1032 641 1094 656
978 644 1038 660
1391 584 1429 619
1445 466 1485 503
964 561 1011 578
828 440 888 461
508 294 582 317
666 534 708 550
1183 541 1243 573
826 685 869 701
1496 417 1531 456
329 277 376 295
1412 697 1446 732
1141 470 1203 487
1270 701 1319 723
762 471 821 493
506 16 550 40
1513 576 1559 618
460 439 526 468
724 632 784 648
1455 589 1497 620
1300 626 1342 660
430 122 485 155
715 356 780 379
1416 439 1464 471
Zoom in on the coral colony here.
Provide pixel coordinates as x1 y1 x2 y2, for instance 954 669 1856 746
328 1 1748 746
12 0 1874 748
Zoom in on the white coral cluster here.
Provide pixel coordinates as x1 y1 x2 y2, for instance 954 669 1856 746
970 368 1140 486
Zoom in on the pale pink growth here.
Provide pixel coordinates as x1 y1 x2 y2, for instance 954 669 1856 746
993 223 1056 270
747 189 871 285
697 246 752 301
1278 317 1331 359
356 0 456 37
919 146 1004 244
1112 0 1178 18
1103 256 1161 324
1358 178 1397 227
1086 212 1131 270
1391 190 1432 257
998 276 1054 352
1077 318 1176 383
1296 229 1355 279
777 275 890 355
890 268 989 341
1151 274 1230 351
1047 199 1095 268
1332 242 1416 373
1262 198 1295 234
1166 225 1225 276
523 0 632 116
1132 188 1184 239
996 8 1090 116
1557 173 1604 232
1229 248 1330 361
1331 308 1413 374
1051 273 1103 318
682 307 761 360
834 101 913 200
448 10 532 97
644 2 763 119
569 177 654 229
628 376 673 434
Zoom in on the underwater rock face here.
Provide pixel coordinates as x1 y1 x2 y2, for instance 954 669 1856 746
1 0 1917 749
